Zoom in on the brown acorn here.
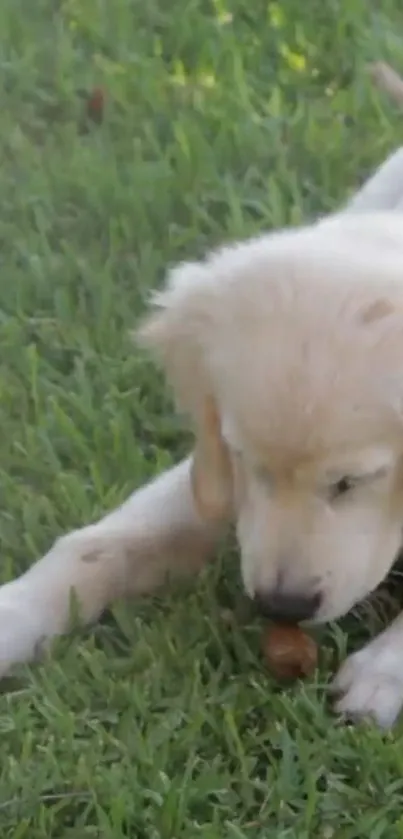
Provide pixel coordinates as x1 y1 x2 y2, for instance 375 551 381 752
263 623 318 680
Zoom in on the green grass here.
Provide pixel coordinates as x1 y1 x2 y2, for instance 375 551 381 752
3 0 403 835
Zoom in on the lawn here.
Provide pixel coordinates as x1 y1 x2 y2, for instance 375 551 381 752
2 0 403 836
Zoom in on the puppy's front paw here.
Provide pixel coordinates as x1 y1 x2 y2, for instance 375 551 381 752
332 636 403 728
0 582 50 677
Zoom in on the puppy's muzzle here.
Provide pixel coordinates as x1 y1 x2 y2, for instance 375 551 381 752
254 590 322 623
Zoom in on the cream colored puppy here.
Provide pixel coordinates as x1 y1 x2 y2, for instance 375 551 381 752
3 150 403 727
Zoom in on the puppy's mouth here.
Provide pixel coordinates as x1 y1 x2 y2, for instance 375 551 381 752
252 589 323 625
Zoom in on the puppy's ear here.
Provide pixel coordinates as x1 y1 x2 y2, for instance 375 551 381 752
137 259 233 521
137 260 213 416
191 396 233 521
360 298 396 325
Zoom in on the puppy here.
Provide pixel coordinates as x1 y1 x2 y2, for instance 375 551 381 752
3 149 403 727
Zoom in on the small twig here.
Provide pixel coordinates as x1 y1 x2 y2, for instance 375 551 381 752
369 61 403 107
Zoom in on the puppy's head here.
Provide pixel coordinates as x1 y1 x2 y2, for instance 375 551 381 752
139 214 403 623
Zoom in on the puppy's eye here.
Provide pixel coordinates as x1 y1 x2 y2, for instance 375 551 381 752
329 477 356 501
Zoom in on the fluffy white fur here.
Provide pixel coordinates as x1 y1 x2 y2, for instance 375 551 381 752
4 149 403 727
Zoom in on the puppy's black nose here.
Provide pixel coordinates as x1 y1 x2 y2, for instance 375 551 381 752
254 590 322 623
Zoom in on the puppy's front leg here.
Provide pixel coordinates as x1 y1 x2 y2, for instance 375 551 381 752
333 612 403 727
0 457 223 676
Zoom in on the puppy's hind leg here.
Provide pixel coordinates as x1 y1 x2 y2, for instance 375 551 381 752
345 63 403 214
345 147 403 214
